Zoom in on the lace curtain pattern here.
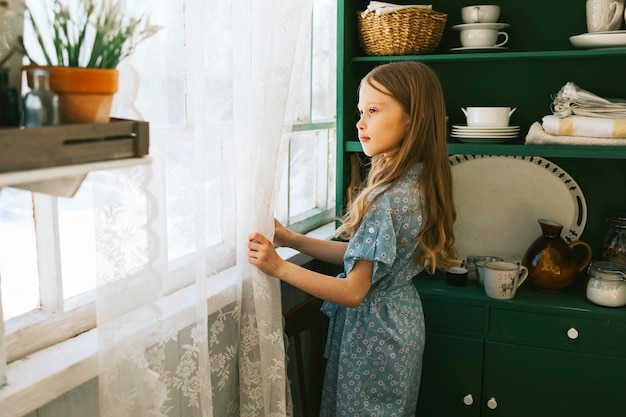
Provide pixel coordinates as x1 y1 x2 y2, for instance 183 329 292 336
95 1 313 416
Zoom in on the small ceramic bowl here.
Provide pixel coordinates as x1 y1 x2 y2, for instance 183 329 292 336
446 266 469 287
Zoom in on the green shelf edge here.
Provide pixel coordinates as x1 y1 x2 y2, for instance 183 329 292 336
352 48 626 64
344 140 626 158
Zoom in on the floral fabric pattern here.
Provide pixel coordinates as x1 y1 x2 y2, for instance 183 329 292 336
321 163 426 417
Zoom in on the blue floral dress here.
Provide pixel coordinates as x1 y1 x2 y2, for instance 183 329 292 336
320 163 426 417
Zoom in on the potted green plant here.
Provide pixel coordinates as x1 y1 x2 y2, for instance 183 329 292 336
17 0 161 123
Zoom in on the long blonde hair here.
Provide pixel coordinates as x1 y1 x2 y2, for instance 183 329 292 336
336 62 457 272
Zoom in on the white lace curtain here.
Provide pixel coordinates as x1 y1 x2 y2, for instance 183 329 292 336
94 0 313 416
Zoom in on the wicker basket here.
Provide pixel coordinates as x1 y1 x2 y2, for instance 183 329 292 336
357 8 447 56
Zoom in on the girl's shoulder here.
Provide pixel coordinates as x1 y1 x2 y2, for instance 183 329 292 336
364 162 422 210
386 164 421 195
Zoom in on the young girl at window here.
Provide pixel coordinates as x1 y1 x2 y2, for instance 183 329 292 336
247 61 457 416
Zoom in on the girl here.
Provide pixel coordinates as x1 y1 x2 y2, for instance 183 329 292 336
247 61 457 416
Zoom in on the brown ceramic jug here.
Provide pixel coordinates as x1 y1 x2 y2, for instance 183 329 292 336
522 219 593 293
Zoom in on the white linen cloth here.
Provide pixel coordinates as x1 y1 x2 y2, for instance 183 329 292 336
525 121 626 146
552 82 626 119
542 114 626 138
361 1 432 17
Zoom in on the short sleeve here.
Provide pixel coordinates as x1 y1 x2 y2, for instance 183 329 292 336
345 195 397 283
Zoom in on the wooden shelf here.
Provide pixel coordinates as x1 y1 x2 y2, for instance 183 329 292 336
0 118 149 173
0 118 150 197
0 157 151 197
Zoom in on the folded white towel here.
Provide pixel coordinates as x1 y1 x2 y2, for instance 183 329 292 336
525 121 626 146
361 1 432 18
542 115 626 139
552 82 626 119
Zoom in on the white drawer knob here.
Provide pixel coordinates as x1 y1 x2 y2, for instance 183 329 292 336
487 397 498 409
463 394 473 406
567 327 579 340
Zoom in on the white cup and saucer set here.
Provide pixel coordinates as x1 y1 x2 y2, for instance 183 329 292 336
451 107 520 143
570 0 626 49
450 5 510 52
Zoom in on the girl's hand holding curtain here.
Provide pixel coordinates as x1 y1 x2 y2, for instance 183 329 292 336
248 233 285 277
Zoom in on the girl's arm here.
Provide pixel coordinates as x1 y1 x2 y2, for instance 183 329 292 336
274 220 347 266
248 232 372 308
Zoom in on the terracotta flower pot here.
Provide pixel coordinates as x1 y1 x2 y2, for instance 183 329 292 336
25 66 119 124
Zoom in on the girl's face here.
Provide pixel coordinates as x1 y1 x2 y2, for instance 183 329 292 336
356 78 411 158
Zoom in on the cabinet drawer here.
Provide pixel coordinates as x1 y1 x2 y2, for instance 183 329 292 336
422 300 484 332
490 309 626 352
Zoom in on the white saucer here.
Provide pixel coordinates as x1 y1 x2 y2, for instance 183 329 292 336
452 23 510 30
451 132 519 136
452 125 520 131
451 133 519 138
452 125 519 130
452 130 519 134
452 137 517 144
570 31 626 49
452 132 518 137
450 46 508 52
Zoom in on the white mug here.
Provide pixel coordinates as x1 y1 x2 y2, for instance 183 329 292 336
459 28 508 48
474 256 504 286
483 261 528 300
586 0 624 32
461 5 501 24
461 106 516 127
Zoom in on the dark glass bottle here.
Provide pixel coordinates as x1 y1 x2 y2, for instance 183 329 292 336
0 67 20 127
23 68 61 127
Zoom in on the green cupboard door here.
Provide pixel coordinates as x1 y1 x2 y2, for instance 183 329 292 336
483 341 626 417
416 333 483 417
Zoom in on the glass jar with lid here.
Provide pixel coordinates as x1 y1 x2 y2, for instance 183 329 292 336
601 213 626 266
586 261 626 307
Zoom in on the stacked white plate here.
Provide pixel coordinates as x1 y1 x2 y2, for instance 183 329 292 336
450 124 520 143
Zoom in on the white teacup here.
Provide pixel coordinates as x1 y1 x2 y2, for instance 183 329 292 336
459 28 508 48
483 261 528 300
461 5 501 24
461 107 516 127
586 0 624 32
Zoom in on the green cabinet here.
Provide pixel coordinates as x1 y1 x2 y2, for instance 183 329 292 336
414 278 626 417
417 333 483 417
483 341 626 417
337 1 626 416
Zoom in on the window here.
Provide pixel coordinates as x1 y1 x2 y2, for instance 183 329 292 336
0 0 336 362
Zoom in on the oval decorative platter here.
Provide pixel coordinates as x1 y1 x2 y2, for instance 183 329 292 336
449 155 587 263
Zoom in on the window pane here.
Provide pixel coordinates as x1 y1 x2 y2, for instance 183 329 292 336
59 182 97 299
289 131 318 217
123 1 187 127
0 189 39 319
203 138 224 246
204 3 234 124
166 143 198 259
311 0 337 121
326 128 337 210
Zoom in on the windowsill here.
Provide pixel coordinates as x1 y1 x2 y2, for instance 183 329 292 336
0 222 336 417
